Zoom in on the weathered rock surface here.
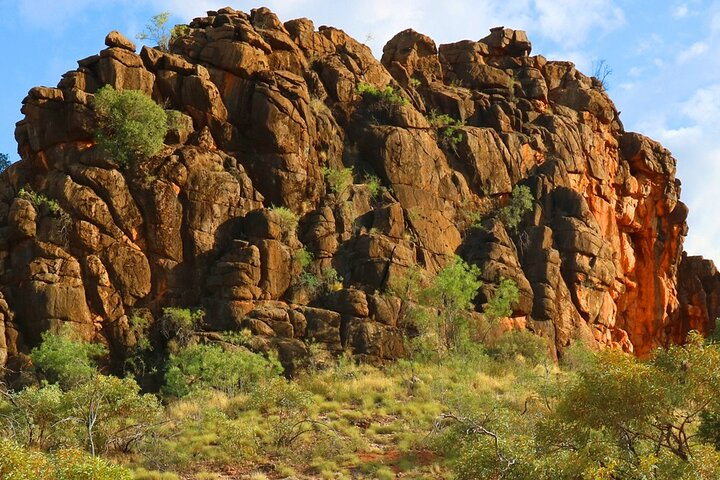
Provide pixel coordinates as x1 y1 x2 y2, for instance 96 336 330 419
1 6 716 369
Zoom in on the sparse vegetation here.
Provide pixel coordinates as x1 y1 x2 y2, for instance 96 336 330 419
162 344 283 398
356 82 408 123
592 58 613 90
136 11 182 51
427 111 465 149
362 173 382 198
18 188 62 216
4 320 720 478
498 184 533 233
322 166 354 198
0 153 10 173
413 256 482 358
94 85 168 167
269 206 299 235
484 276 520 323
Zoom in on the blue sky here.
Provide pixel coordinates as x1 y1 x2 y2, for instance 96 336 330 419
0 0 718 261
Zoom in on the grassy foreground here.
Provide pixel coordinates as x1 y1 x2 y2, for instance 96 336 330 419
4 330 720 479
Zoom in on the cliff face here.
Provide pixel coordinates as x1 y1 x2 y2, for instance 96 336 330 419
1 6 717 369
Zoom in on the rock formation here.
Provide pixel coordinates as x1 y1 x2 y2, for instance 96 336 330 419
2 7 718 371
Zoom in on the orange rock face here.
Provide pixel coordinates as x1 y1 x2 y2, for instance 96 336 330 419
0 7 714 369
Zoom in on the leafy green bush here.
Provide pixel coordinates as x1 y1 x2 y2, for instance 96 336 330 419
165 109 191 133
0 153 10 173
427 111 465 149
0 383 67 449
158 307 204 350
498 185 533 233
51 447 134 479
136 12 172 51
0 439 133 480
30 328 107 388
298 266 344 298
486 329 548 364
269 206 299 235
415 256 482 357
18 187 63 216
94 85 168 167
483 277 520 323
0 375 162 456
293 246 313 273
362 173 384 199
64 374 162 455
356 82 408 123
322 166 354 197
162 344 283 398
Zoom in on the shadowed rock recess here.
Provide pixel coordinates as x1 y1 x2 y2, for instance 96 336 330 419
3 6 719 372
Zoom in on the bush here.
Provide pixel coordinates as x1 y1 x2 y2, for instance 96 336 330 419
483 277 520 323
94 85 168 167
0 153 10 173
362 173 384 199
158 307 204 350
486 329 548 364
427 111 465 149
18 187 63 217
51 447 134 479
498 185 533 233
293 246 313 273
0 439 133 480
356 82 408 123
30 327 107 388
322 166 354 197
162 344 283 398
64 374 162 455
269 206 299 236
415 256 482 357
136 12 172 51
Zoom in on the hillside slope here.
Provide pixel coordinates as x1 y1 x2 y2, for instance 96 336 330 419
1 6 718 371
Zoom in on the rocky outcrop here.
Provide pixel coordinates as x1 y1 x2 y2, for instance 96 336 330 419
0 7 715 369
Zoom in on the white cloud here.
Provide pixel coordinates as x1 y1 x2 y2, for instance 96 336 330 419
532 0 625 47
628 66 643 77
645 85 720 264
674 3 689 18
677 41 708 63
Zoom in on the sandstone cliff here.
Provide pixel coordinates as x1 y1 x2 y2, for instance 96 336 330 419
2 6 718 371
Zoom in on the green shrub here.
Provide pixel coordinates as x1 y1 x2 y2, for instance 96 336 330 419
0 153 10 173
94 85 168 167
362 173 384 199
162 344 283 398
0 439 134 479
165 109 191 133
356 83 408 106
486 329 548 364
298 266 344 298
64 374 163 455
30 327 107 388
498 185 533 233
0 383 68 449
136 12 172 51
18 187 63 216
0 438 54 479
158 307 204 350
322 166 354 197
170 25 190 46
269 206 299 235
427 111 465 149
415 256 482 357
356 82 408 123
293 246 314 273
51 447 134 479
483 277 520 323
